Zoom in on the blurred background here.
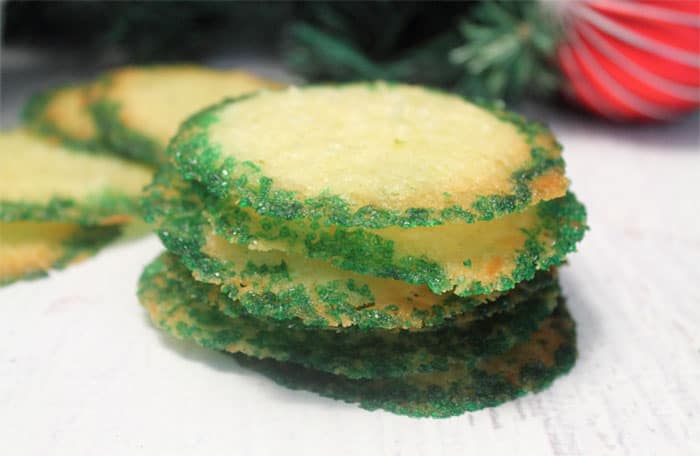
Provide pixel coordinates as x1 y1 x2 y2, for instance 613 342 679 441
2 0 699 134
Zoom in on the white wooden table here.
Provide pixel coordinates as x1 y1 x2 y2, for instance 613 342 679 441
1 53 698 455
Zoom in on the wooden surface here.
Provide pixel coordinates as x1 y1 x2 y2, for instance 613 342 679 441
1 54 698 455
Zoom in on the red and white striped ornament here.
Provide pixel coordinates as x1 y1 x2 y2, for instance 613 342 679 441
553 0 700 121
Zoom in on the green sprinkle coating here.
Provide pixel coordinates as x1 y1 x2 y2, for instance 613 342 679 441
1 191 142 226
89 66 282 166
204 189 586 296
169 83 568 229
144 166 560 330
0 130 153 225
144 165 586 301
139 252 563 380
90 99 164 166
22 84 104 152
1 222 121 286
232 301 575 418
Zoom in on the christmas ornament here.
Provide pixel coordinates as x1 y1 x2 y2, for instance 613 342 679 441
555 0 700 121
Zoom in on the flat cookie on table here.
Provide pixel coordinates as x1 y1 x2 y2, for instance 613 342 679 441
22 84 102 151
139 252 562 380
0 221 120 286
90 65 282 165
0 130 151 285
168 83 586 296
0 130 152 225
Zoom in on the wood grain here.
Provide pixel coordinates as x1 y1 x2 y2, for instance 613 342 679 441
0 57 698 455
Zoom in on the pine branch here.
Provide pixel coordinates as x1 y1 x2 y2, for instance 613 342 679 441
449 1 562 101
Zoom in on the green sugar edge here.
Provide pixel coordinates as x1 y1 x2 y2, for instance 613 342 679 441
0 224 121 287
139 252 562 380
231 300 576 418
169 84 566 229
90 98 165 166
143 168 561 330
147 164 586 297
21 85 104 152
1 189 143 225
206 190 587 296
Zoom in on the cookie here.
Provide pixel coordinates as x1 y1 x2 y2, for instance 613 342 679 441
145 167 558 329
170 83 568 227
147 164 585 301
0 221 120 285
90 65 281 165
139 252 561 379
232 301 576 418
0 130 152 225
22 84 102 151
205 188 586 296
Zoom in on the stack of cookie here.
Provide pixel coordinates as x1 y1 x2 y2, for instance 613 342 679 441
139 83 587 417
1 66 278 286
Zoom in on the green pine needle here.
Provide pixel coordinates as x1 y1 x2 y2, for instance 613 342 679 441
449 1 562 101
